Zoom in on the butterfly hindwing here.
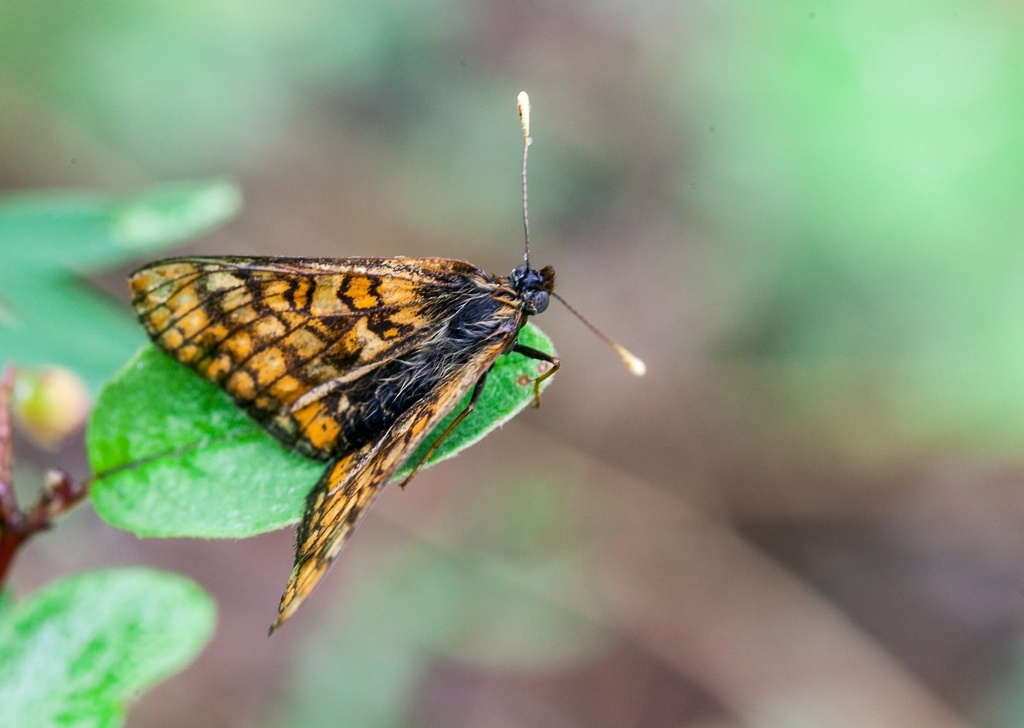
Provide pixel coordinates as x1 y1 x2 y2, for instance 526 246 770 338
271 336 510 630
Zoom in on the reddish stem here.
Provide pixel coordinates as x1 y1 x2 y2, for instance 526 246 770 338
0 528 26 587
0 364 15 520
0 364 22 585
0 364 90 591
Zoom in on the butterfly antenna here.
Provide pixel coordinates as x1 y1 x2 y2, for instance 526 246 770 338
552 291 647 376
518 91 645 377
517 91 532 266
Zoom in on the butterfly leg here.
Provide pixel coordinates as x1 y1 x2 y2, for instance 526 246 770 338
511 343 560 407
396 371 490 490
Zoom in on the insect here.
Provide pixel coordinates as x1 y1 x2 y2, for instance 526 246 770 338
128 93 644 632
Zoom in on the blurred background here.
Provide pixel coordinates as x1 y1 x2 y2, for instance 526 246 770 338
3 1 1024 726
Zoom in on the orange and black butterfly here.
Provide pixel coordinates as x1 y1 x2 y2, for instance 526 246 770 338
127 93 643 631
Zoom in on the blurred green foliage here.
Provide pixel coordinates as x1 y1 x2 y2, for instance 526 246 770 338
680 1 1024 454
0 180 240 389
0 1 614 242
0 568 215 728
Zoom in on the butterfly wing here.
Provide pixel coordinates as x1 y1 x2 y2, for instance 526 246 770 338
271 334 512 631
129 256 504 460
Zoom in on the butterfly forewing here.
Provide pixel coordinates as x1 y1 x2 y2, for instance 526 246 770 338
129 256 519 460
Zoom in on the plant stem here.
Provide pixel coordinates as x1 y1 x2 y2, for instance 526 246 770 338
0 364 90 591
0 365 15 520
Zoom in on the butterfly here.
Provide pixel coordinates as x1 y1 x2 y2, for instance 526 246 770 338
128 254 559 630
126 93 643 632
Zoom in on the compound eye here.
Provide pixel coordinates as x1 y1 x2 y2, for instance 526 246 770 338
530 290 549 314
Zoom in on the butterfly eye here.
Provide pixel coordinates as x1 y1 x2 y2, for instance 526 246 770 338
530 290 549 314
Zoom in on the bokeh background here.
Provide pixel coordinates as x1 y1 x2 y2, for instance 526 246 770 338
3 1 1024 726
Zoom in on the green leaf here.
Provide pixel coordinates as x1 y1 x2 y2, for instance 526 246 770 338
87 324 556 539
0 180 241 389
0 568 216 728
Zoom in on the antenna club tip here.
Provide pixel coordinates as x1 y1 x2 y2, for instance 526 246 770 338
517 91 531 136
615 345 647 377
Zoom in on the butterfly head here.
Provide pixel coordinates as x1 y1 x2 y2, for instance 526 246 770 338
508 263 556 316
